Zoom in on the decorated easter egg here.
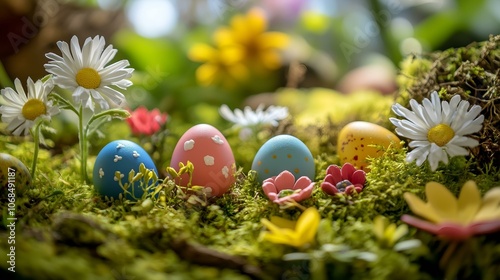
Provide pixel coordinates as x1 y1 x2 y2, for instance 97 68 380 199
170 124 236 196
93 140 158 199
337 121 401 171
252 135 315 183
0 153 31 200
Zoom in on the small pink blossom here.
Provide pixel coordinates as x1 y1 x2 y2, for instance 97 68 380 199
127 106 167 136
321 163 366 195
262 170 315 204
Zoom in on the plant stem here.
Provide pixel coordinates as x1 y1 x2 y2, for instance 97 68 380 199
367 0 402 64
30 121 43 179
78 105 88 183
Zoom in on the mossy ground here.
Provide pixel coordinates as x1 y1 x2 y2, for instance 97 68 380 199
1 36 500 280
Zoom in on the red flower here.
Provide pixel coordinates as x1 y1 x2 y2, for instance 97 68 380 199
321 163 366 195
127 106 167 136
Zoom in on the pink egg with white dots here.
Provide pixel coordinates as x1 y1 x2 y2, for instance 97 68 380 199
170 124 236 196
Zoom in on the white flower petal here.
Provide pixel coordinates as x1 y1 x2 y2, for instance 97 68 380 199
45 35 133 110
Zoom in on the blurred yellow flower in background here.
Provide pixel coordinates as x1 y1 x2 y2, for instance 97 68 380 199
215 8 289 71
188 43 248 88
260 207 320 248
189 8 289 87
373 215 408 248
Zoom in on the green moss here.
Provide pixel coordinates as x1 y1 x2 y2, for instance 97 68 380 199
3 37 500 279
397 34 500 168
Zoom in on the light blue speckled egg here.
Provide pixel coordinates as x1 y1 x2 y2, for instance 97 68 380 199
93 140 158 199
251 135 315 183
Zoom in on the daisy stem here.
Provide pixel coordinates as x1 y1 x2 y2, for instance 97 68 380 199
30 121 43 179
78 105 88 183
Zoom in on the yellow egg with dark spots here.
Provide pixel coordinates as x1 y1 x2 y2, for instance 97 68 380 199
337 121 401 171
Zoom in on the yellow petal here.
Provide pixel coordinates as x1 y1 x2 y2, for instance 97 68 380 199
392 224 409 243
456 181 481 224
425 182 459 222
195 64 218 85
188 44 216 62
219 46 245 65
384 223 397 240
232 8 266 41
227 64 248 81
269 216 296 230
403 192 442 223
213 28 235 47
261 218 301 247
261 230 297 246
258 50 282 70
295 208 320 245
258 32 289 49
474 187 500 222
373 216 386 240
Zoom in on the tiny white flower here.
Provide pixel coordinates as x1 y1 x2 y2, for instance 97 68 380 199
390 91 484 171
44 35 133 111
219 104 288 128
0 78 59 136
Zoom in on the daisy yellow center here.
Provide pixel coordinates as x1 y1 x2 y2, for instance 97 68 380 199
22 99 46 121
427 124 455 146
76 68 101 89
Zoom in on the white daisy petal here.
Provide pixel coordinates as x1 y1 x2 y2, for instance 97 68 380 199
219 104 289 140
45 35 133 110
391 92 484 171
0 78 58 136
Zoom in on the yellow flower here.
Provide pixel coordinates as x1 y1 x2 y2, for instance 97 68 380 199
260 207 320 248
402 181 500 240
373 215 408 248
188 43 248 88
188 8 289 87
215 8 289 71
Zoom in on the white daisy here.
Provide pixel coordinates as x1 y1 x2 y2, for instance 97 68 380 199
44 35 133 111
219 104 289 127
0 78 59 136
390 91 484 171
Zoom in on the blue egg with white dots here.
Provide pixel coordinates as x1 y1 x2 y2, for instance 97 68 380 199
93 140 158 199
252 135 315 183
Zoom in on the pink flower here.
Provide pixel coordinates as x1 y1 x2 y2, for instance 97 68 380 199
321 163 366 195
262 170 315 204
127 106 167 136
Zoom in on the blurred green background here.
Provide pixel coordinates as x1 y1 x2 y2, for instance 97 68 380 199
1 0 499 130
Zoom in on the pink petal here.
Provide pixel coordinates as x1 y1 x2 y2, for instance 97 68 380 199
345 185 358 195
294 176 312 190
323 174 335 185
435 224 473 240
353 184 364 191
268 193 278 201
402 215 477 241
341 163 355 180
401 215 442 235
262 181 278 196
326 165 342 184
273 170 295 191
298 182 315 200
469 220 500 235
351 170 366 185
321 182 339 196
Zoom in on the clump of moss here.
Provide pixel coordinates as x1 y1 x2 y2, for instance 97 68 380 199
397 34 500 168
